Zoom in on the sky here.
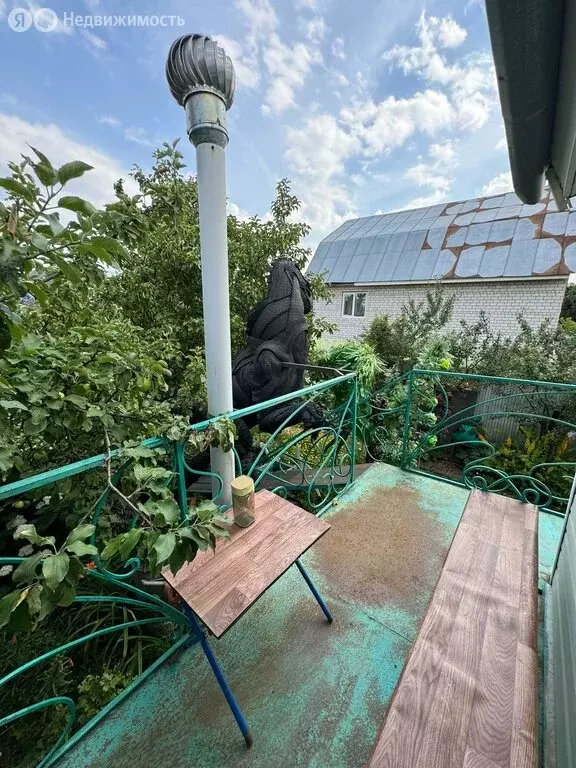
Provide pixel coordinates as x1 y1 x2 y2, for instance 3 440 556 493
0 0 513 249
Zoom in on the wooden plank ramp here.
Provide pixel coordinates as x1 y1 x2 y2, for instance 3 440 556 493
367 490 539 768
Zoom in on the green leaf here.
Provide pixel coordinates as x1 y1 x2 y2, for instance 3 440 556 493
101 535 123 561
168 540 188 576
32 162 58 186
54 581 75 607
52 254 82 284
153 532 176 565
28 283 49 308
29 146 53 168
27 583 43 616
30 232 49 250
13 523 39 543
57 161 94 185
149 499 180 526
0 399 29 411
46 213 65 236
0 590 28 627
58 195 97 216
23 417 47 435
42 554 69 590
0 177 33 200
65 393 88 408
65 523 96 545
66 541 99 557
12 553 44 585
118 528 143 560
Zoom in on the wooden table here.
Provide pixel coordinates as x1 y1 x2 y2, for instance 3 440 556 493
163 489 331 638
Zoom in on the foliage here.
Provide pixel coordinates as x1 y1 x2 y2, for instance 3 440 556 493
313 340 385 399
96 143 334 397
447 313 576 382
77 667 135 726
0 148 124 351
363 286 455 374
484 426 576 502
560 282 576 320
363 344 452 465
0 321 178 484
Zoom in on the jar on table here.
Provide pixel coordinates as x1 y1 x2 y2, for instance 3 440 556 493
231 475 256 527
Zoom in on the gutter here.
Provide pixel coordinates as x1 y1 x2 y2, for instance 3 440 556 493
485 0 566 205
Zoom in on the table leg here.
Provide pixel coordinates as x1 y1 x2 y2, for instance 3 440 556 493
181 603 253 747
295 559 333 623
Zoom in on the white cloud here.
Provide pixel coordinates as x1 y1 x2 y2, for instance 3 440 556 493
429 140 456 163
331 36 346 60
479 171 512 197
235 0 277 35
298 15 327 43
233 0 322 115
286 113 359 239
262 35 322 114
404 141 458 208
227 201 252 220
496 136 507 150
81 29 107 50
383 12 495 131
0 0 5 19
0 113 137 207
98 115 120 127
294 0 321 9
341 90 454 156
214 34 260 89
124 126 154 147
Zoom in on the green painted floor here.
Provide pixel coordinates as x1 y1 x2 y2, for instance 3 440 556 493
54 465 563 768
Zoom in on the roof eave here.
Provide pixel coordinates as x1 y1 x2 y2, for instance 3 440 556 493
485 0 565 205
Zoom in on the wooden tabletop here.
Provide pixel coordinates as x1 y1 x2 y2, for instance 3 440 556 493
367 490 539 768
162 490 330 638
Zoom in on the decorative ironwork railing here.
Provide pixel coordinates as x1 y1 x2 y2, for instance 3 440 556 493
360 369 576 515
0 371 357 768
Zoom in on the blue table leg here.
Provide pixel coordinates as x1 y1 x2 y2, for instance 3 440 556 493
181 603 253 747
295 559 333 623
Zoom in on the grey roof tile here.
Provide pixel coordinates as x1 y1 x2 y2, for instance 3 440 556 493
455 246 485 277
411 249 441 281
533 238 562 274
466 222 493 246
311 191 574 285
391 250 420 281
479 245 510 277
504 239 538 276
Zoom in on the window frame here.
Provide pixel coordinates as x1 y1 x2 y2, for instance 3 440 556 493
342 291 366 318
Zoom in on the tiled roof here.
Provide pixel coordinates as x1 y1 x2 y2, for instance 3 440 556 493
308 189 576 284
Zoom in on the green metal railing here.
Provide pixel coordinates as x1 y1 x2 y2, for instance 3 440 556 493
361 369 576 514
0 372 358 767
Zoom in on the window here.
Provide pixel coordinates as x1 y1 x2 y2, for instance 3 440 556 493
342 292 366 317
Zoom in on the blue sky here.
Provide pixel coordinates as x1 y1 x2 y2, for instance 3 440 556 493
0 0 511 248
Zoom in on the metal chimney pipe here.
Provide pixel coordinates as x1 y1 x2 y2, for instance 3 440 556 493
166 34 236 505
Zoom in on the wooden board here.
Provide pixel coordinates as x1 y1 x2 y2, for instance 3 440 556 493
367 490 539 768
162 489 330 638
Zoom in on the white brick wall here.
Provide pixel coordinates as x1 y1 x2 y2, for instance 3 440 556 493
314 279 568 340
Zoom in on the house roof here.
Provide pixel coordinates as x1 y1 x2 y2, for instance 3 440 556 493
308 188 576 285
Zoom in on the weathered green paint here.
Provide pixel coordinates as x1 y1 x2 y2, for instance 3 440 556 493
538 510 564 584
54 463 469 768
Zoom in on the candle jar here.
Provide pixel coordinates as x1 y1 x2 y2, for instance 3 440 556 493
231 475 255 527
